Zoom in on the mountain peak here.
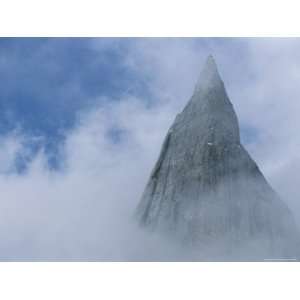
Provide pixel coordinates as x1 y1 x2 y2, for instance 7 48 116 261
204 54 217 70
136 56 300 260
181 54 240 146
194 55 223 94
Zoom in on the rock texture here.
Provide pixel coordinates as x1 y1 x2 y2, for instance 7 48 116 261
136 55 299 260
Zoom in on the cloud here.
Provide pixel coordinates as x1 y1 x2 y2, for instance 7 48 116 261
0 132 23 173
234 39 300 224
0 93 186 260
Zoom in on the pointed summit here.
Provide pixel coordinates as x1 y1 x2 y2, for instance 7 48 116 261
194 55 223 94
181 56 240 145
136 57 300 260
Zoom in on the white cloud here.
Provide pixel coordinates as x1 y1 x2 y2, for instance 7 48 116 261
0 134 21 173
0 94 185 260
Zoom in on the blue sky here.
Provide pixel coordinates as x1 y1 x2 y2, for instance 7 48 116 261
0 38 300 260
0 38 144 169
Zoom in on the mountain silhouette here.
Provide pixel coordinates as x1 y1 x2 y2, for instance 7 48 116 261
136 55 300 260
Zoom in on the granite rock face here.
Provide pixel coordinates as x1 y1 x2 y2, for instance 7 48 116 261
136 55 299 260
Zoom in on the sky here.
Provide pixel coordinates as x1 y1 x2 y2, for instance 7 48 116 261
0 38 299 260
